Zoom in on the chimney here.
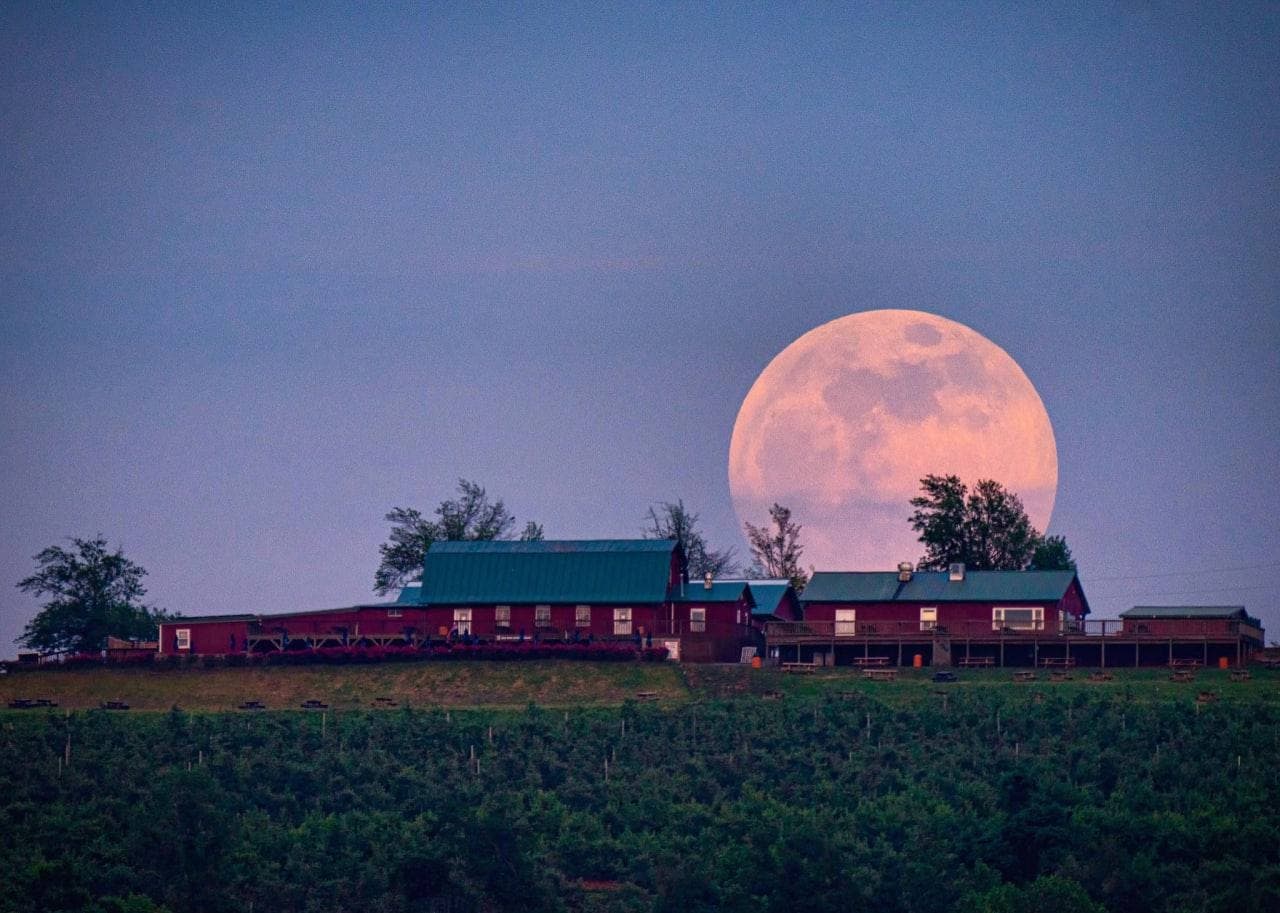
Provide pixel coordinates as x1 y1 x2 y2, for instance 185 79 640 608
897 561 913 583
703 572 713 590
949 562 966 582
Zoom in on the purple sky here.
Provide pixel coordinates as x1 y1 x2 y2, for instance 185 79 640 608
3 3 1278 655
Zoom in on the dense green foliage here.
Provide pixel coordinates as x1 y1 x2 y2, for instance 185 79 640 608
2 691 1277 913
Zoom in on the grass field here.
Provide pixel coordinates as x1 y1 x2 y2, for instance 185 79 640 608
2 659 1277 711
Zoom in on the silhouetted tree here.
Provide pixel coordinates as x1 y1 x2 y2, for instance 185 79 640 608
1029 534 1075 571
744 503 808 590
17 536 166 653
909 475 1067 572
375 480 540 594
644 499 737 579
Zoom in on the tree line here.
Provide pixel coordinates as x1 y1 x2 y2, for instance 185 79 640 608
17 476 1072 654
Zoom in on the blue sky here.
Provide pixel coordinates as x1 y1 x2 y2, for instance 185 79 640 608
2 2 1278 653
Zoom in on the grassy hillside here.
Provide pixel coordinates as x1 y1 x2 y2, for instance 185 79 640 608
3 659 1277 711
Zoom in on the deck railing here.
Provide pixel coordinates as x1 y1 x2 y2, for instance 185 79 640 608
763 618 1246 640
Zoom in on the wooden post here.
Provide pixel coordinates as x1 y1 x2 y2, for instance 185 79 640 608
1101 639 1106 669
1202 639 1207 666
1168 639 1173 665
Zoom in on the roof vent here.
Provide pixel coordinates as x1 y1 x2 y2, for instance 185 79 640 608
949 562 966 582
703 572 713 590
897 561 913 582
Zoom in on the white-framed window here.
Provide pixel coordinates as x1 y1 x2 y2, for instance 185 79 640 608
387 608 402 618
920 607 937 631
835 609 857 636
495 605 511 630
175 628 191 651
575 605 591 627
993 607 1044 631
690 608 706 633
453 608 472 635
613 607 632 636
535 604 552 627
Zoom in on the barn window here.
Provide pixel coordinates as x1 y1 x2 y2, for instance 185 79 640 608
835 609 857 636
575 605 591 627
992 607 1043 631
920 607 937 631
535 605 552 628
175 629 191 651
690 608 706 633
453 609 472 636
613 608 632 636
495 605 511 630
387 608 402 618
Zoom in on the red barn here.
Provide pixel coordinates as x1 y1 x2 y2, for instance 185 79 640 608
1120 606 1264 649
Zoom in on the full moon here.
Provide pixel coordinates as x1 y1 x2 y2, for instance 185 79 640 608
728 310 1058 572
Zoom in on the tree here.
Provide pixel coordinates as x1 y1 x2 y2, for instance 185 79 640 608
374 479 540 594
1030 534 1076 571
17 536 164 653
743 503 809 590
643 499 737 579
909 475 1067 571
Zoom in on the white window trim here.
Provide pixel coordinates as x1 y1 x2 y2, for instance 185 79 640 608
690 607 706 633
175 628 191 651
835 608 857 637
453 608 472 636
920 607 937 631
613 607 632 636
993 606 1044 631
495 605 511 629
575 604 591 627
535 604 552 628
387 608 402 618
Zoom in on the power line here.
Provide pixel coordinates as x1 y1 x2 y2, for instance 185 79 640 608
1087 561 1280 582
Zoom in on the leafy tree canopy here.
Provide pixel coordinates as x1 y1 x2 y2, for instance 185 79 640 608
17 536 164 653
643 499 737 580
909 475 1073 572
375 479 542 594
744 503 809 590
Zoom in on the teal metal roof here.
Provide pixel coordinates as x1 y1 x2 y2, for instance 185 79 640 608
418 539 678 604
1121 605 1252 620
396 583 423 605
672 581 754 605
802 570 1079 604
744 581 795 617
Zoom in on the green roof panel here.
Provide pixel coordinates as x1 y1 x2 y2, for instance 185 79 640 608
802 570 1079 604
1120 605 1250 620
418 539 678 605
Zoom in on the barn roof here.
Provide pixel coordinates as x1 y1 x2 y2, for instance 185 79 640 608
744 580 798 617
672 581 754 604
1121 605 1252 620
417 539 678 605
802 570 1081 604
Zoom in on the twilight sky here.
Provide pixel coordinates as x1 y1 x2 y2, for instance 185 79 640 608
2 3 1278 654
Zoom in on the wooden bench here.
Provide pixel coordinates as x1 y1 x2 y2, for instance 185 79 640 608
1040 657 1076 669
781 662 818 674
958 657 995 667
1168 659 1201 669
862 668 897 682
852 656 890 668
634 691 658 702
1013 670 1036 682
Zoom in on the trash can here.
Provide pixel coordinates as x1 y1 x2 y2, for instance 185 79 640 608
913 653 923 668
751 655 762 669
1219 656 1229 670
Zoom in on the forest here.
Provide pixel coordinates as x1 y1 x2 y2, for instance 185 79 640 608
2 688 1277 913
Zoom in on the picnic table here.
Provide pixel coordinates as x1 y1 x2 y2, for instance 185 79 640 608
862 668 897 682
1087 671 1114 682
300 699 329 710
1168 658 1201 669
932 670 957 683
836 690 860 700
7 698 58 709
1170 669 1195 683
372 696 399 708
760 690 784 700
1196 691 1218 704
852 656 890 668
634 691 658 702
1040 657 1076 669
1230 669 1251 682
1049 670 1073 682
238 700 266 711
100 700 129 711
781 662 818 674
958 656 994 667
1013 670 1036 682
